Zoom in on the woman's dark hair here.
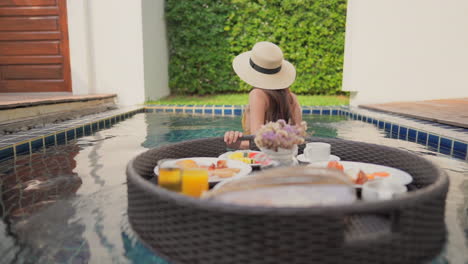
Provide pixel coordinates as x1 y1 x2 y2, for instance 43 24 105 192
262 88 295 124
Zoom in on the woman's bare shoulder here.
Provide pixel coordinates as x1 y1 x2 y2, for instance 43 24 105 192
249 88 268 102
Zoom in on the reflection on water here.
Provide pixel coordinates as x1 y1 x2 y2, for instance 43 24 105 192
0 113 466 263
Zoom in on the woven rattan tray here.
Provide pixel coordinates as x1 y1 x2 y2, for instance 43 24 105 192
127 136 449 264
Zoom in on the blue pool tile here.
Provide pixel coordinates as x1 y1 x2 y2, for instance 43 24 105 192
98 120 104 129
214 105 221 107
399 126 407 140
165 108 174 113
0 147 14 161
332 110 338 115
105 119 111 128
84 125 92 136
156 109 163 112
175 109 183 113
408 129 417 142
417 132 428 145
234 109 242 116
31 138 44 151
204 109 213 114
312 109 321 115
15 142 30 155
384 123 391 132
66 129 75 141
453 141 467 159
322 109 330 115
302 109 311 114
195 109 203 114
372 119 377 125
116 115 121 122
185 109 193 114
378 121 384 129
362 116 367 122
439 138 452 155
76 127 84 137
214 109 222 115
92 122 98 131
428 134 439 149
56 132 66 144
224 109 232 115
146 108 154 113
205 105 213 107
391 124 399 138
45 135 55 146
223 105 232 107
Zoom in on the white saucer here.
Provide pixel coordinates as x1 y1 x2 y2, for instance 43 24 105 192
296 154 340 164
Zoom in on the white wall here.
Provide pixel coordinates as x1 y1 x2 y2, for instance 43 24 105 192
342 0 468 106
142 0 170 101
67 0 169 106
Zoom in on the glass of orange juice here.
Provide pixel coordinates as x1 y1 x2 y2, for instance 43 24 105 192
158 159 182 192
181 168 209 198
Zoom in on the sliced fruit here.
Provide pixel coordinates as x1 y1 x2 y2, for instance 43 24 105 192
248 152 259 158
327 161 344 171
355 170 368 185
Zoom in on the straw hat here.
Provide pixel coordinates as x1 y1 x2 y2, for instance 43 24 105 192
232 41 296 90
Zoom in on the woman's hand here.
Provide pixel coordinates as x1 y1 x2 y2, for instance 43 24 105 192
224 131 243 149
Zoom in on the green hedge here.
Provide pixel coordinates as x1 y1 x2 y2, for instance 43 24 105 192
165 0 347 95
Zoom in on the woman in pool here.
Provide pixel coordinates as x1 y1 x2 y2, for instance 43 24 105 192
224 41 302 149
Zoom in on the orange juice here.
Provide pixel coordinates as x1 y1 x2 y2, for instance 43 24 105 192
158 160 182 191
159 167 182 191
181 168 209 197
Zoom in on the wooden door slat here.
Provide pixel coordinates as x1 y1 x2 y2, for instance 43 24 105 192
0 0 57 7
0 41 59 56
0 79 65 92
0 16 58 31
0 55 62 64
2 65 62 79
0 31 60 40
0 6 59 16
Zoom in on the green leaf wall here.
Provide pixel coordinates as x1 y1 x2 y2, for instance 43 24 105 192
165 0 347 95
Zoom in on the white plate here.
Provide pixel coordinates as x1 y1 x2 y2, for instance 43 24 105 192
307 161 413 186
297 154 340 163
218 150 273 168
154 157 252 183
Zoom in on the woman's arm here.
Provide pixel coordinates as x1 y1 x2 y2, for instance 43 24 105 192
248 89 268 134
290 93 302 125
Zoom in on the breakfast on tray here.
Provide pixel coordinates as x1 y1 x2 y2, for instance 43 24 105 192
176 159 241 178
224 151 271 166
203 167 357 207
326 160 395 185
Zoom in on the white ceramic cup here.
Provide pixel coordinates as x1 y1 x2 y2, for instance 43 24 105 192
361 179 407 201
304 142 331 162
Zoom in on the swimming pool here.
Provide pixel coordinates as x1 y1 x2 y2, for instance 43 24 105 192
0 113 466 263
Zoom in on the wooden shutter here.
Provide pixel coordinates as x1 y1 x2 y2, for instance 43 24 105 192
0 0 72 93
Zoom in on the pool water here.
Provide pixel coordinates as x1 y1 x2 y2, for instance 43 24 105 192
0 113 466 263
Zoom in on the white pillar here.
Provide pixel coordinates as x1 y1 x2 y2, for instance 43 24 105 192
342 0 468 106
67 0 149 106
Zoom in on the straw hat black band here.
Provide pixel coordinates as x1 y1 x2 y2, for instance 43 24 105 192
249 58 282 75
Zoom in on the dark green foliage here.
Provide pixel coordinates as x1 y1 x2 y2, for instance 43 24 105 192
165 0 347 95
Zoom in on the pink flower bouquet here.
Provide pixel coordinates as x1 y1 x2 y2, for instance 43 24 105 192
254 120 308 152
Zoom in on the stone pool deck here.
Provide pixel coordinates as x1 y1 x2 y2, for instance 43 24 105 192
361 98 468 129
0 93 116 109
